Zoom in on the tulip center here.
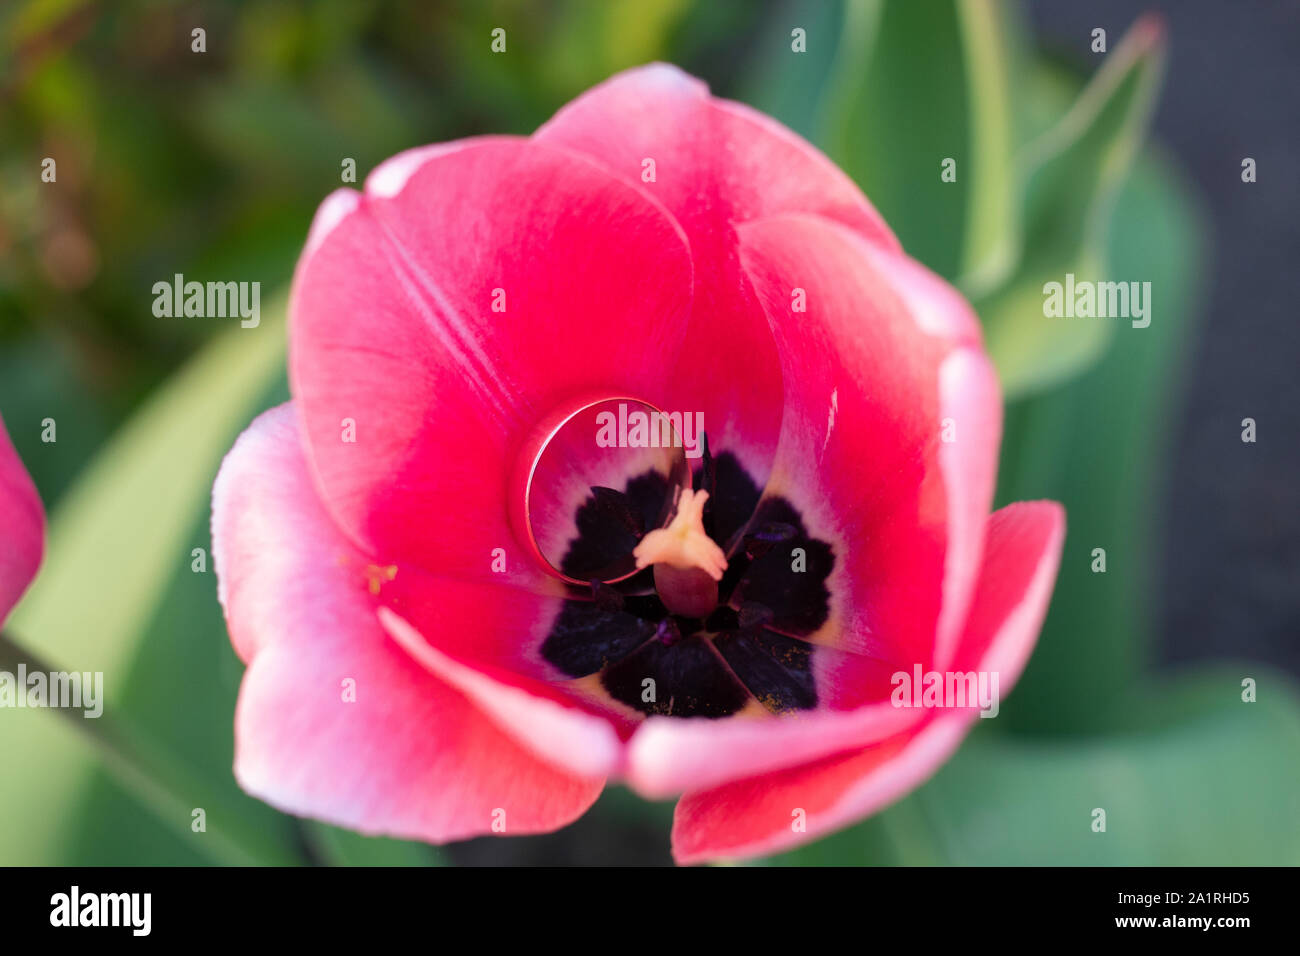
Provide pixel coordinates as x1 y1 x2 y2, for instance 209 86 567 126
537 431 837 720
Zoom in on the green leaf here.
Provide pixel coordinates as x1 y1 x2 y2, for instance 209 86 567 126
953 0 1022 287
817 0 1027 284
994 148 1205 731
975 16 1166 396
0 300 293 865
930 670 1300 865
766 669 1300 865
823 0 971 279
736 0 846 143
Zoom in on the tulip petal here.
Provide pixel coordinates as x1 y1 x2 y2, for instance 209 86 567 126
949 500 1066 683
380 608 623 779
671 500 1064 863
624 695 922 800
737 213 955 665
535 64 897 250
213 404 604 840
0 414 44 623
375 568 642 770
537 63 899 502
290 137 694 591
933 347 1002 670
859 245 997 670
235 636 603 842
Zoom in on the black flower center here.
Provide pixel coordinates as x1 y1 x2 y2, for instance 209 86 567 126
541 437 835 719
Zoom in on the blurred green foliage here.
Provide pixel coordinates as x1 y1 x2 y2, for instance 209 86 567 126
1 0 1294 866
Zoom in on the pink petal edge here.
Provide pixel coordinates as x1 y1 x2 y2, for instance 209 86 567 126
670 501 1064 864
214 404 604 841
0 413 44 623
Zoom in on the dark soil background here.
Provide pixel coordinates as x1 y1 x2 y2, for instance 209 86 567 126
1028 0 1299 679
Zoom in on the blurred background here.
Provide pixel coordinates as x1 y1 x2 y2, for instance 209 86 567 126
0 0 1296 865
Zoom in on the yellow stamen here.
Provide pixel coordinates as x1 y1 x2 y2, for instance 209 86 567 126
365 563 398 596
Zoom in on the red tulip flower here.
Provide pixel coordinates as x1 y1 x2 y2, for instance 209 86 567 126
0 414 44 624
213 65 1064 863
